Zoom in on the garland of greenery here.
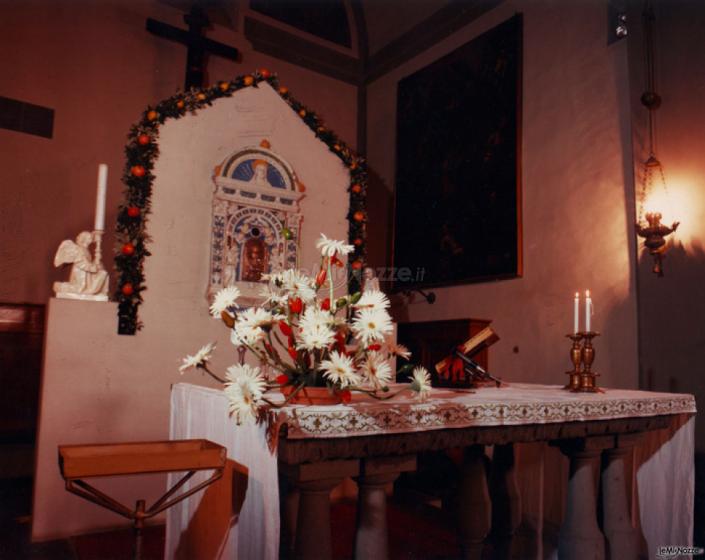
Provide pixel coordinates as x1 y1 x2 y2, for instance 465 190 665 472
115 69 368 335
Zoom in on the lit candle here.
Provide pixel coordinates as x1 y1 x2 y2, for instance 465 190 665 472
94 164 108 231
574 292 580 334
585 290 592 332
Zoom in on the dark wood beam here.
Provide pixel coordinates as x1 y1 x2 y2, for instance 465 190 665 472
244 17 362 86
0 96 54 139
350 0 369 154
366 0 504 84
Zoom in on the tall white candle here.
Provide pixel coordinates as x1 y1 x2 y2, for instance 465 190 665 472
94 164 108 231
574 292 580 334
585 290 592 332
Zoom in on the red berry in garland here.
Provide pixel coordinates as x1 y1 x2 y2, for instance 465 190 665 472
353 238 363 246
137 134 151 146
131 165 146 178
351 260 363 270
351 184 362 194
127 206 140 218
353 211 365 222
121 283 134 296
121 242 135 256
259 68 271 78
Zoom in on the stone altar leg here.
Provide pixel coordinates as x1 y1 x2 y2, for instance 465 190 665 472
489 443 522 559
555 437 611 560
283 459 359 560
602 435 642 560
457 445 491 560
353 455 416 560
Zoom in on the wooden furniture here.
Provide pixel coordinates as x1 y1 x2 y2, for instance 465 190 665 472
0 303 44 478
58 439 226 560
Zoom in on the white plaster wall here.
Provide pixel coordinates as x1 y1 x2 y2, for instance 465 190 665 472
32 85 351 540
366 0 639 389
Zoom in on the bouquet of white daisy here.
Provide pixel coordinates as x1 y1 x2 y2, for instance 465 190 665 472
180 234 432 423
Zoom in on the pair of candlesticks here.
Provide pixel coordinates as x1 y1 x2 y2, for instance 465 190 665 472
565 332 601 392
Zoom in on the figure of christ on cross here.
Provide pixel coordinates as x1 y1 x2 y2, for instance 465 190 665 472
146 5 240 90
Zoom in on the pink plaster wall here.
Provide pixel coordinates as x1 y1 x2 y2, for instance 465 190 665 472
10 1 359 542
630 0 705 454
366 0 639 389
0 0 356 305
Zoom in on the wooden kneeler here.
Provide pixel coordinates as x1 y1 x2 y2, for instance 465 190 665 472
58 439 226 560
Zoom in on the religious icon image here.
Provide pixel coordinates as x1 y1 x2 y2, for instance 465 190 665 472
53 231 109 301
208 139 305 305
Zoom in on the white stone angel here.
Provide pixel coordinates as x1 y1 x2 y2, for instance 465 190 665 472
53 231 109 300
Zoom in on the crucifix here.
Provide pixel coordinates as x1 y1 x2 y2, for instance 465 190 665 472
146 5 240 90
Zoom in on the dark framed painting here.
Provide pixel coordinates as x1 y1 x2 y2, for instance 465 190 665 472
392 15 522 291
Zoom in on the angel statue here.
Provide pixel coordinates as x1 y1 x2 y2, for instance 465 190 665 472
53 231 109 301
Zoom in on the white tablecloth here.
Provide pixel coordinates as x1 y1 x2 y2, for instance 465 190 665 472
166 382 695 559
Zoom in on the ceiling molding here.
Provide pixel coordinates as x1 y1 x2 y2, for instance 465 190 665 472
365 0 504 84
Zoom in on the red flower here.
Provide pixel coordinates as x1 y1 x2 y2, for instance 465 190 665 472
321 298 331 311
279 320 292 337
340 390 352 403
287 347 298 361
276 374 289 385
315 268 327 286
288 297 303 314
368 343 382 352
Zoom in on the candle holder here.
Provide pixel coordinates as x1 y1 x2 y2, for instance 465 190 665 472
564 333 583 391
578 331 600 392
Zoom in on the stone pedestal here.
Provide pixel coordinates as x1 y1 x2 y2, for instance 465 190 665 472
555 437 611 560
353 455 416 560
489 443 522 559
602 435 642 560
282 459 359 560
457 445 491 560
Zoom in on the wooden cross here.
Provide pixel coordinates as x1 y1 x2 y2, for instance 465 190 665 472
146 5 240 90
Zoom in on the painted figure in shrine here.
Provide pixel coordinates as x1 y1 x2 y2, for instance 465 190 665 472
241 236 268 282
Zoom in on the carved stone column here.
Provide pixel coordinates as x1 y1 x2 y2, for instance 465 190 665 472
489 443 522 559
602 435 642 560
353 455 416 560
457 445 491 560
555 437 611 560
282 459 359 560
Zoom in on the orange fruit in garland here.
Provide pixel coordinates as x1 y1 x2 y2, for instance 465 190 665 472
121 283 134 296
353 210 365 222
176 99 185 109
137 134 150 146
131 165 146 178
219 81 230 92
259 68 271 78
351 184 362 194
353 238 363 246
278 86 288 95
243 76 254 86
298 109 306 118
146 110 158 122
121 242 135 256
196 92 206 101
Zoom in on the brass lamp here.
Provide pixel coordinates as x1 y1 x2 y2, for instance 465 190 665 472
635 3 678 277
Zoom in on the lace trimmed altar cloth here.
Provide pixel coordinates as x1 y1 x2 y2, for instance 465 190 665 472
166 382 696 559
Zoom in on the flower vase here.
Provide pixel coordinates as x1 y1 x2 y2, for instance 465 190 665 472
280 385 343 405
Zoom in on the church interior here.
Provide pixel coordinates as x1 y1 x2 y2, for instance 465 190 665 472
1 0 704 558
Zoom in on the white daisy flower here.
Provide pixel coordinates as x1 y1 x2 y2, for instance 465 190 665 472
279 269 317 303
354 289 390 311
179 342 216 373
351 308 394 345
319 351 361 388
231 308 274 346
410 366 432 401
297 308 335 350
224 364 267 424
386 341 411 360
361 352 393 389
209 286 240 318
316 233 354 257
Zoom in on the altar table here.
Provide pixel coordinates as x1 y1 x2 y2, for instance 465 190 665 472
166 382 695 560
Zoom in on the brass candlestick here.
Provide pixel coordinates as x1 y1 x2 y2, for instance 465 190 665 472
578 331 600 392
564 333 583 391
